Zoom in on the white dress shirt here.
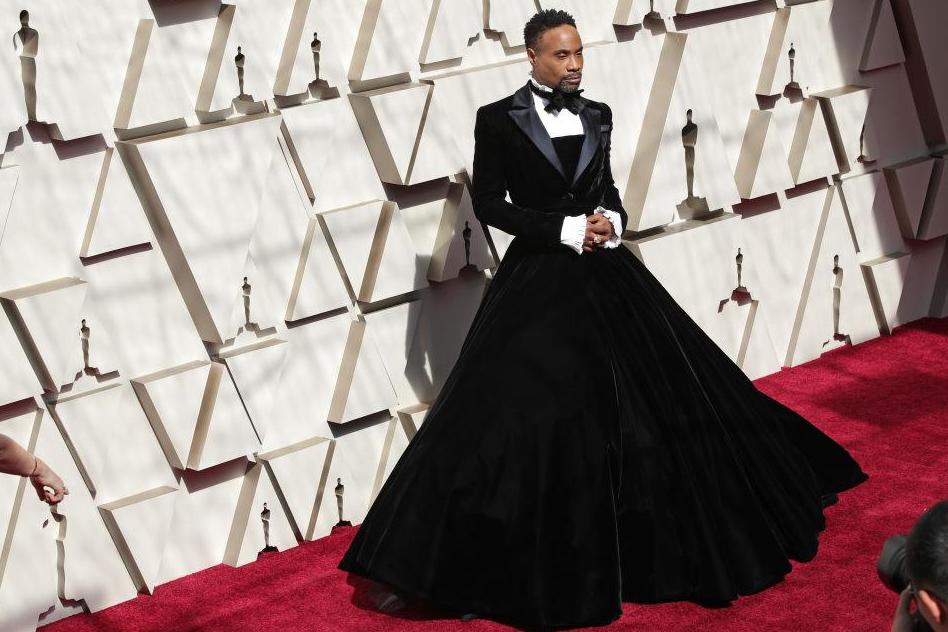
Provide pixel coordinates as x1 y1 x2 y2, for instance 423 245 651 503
529 77 623 254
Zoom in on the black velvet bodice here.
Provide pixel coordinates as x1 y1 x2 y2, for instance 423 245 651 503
551 134 585 185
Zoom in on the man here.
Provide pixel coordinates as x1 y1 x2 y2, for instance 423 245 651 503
892 501 948 632
0 433 68 504
472 9 626 257
340 9 866 628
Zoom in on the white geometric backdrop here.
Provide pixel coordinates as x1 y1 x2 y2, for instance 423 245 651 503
1 0 947 628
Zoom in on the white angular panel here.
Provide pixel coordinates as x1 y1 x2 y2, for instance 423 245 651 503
328 319 398 424
886 157 937 239
840 171 906 262
904 0 948 142
281 98 384 213
80 148 153 258
156 459 249 585
258 437 332 541
554 0 621 44
123 113 283 344
815 85 871 174
676 0 758 14
862 252 911 335
375 415 413 501
223 462 297 567
0 310 42 407
688 11 794 197
289 216 351 320
486 0 538 47
81 248 207 380
396 403 429 438
348 0 429 84
363 300 424 408
412 58 531 185
31 403 139 614
132 360 212 470
191 363 261 471
860 0 904 71
249 140 348 322
199 0 297 112
758 0 881 98
0 139 101 292
261 313 353 449
860 64 927 168
789 186 879 365
737 186 828 366
312 417 391 538
734 110 796 199
321 201 428 303
641 31 741 224
0 277 87 391
274 0 348 96
771 97 838 185
350 82 432 185
98 485 178 594
420 0 481 65
918 158 948 241
49 382 176 506
220 338 289 444
118 7 218 132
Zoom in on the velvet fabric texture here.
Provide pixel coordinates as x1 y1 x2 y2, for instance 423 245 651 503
337 82 868 629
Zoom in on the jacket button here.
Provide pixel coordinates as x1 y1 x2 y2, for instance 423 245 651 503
562 192 574 200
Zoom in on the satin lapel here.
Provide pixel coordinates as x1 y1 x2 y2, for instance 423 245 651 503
573 105 601 186
507 83 567 182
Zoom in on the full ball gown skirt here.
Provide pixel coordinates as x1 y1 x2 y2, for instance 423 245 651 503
337 235 868 629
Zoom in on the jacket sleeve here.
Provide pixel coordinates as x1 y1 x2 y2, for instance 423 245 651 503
471 106 566 246
597 104 629 235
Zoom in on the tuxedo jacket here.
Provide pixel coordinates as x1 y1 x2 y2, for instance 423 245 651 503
471 81 628 248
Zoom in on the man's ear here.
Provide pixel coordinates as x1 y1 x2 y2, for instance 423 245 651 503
526 47 536 65
917 588 946 624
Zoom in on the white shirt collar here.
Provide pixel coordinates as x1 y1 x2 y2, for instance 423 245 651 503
529 76 554 97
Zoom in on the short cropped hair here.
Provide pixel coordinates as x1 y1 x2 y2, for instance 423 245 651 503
523 9 576 51
907 500 948 601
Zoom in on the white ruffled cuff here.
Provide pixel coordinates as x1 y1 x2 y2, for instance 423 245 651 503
597 208 623 248
559 214 586 254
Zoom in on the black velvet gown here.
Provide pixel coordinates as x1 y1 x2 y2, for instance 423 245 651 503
338 124 867 629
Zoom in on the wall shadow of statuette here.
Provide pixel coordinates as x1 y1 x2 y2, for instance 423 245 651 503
857 123 876 165
719 248 753 312
13 9 38 122
676 109 709 220
334 477 352 528
783 42 803 98
67 318 119 389
822 254 852 350
642 1 666 34
232 46 265 115
259 502 278 554
39 505 90 619
457 220 478 277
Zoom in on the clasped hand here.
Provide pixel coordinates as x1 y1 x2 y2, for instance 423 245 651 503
582 212 615 253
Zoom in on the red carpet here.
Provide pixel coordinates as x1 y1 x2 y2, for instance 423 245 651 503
47 317 948 632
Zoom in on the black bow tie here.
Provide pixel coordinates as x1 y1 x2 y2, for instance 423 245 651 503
529 81 584 115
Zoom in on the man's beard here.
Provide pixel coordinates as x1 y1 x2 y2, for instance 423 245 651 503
558 76 582 92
